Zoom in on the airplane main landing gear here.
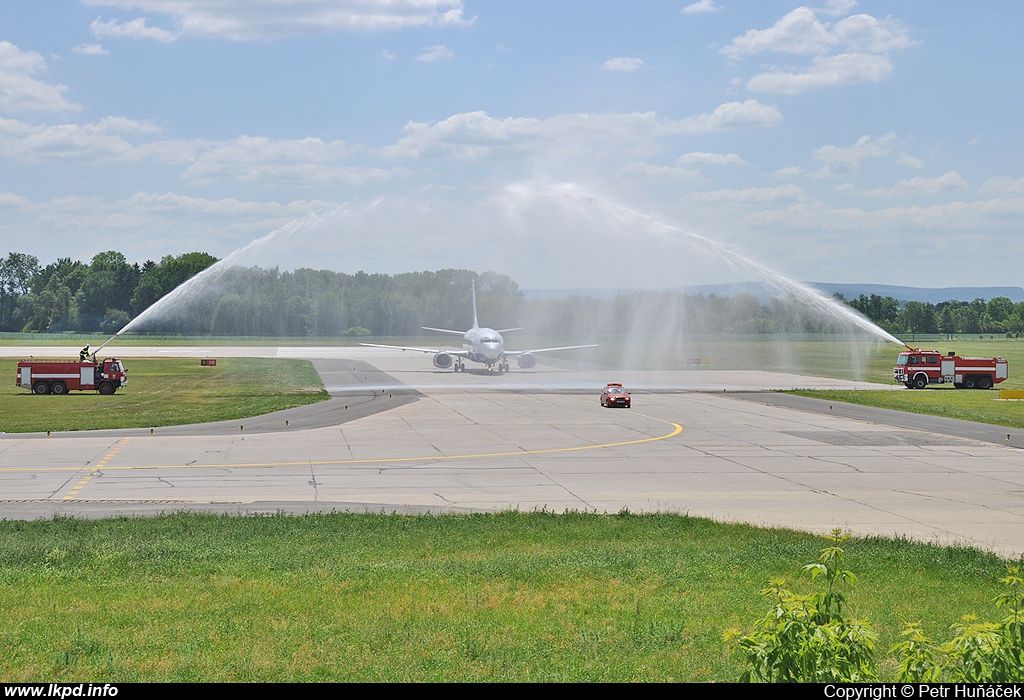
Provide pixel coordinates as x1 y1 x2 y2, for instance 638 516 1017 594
454 362 466 373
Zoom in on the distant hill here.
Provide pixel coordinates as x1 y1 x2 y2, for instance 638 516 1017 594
806 283 1024 304
522 284 1024 305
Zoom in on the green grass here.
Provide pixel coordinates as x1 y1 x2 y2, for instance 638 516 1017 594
0 358 327 432
0 511 1015 682
789 338 1024 429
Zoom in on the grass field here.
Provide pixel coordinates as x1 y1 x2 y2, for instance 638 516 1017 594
0 357 327 433
0 511 1015 682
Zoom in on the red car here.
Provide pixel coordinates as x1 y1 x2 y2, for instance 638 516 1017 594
601 383 631 408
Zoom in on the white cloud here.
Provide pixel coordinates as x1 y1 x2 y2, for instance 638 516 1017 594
722 5 917 94
82 0 474 40
0 116 196 163
0 191 30 208
0 41 80 113
90 17 178 42
775 166 802 178
722 7 835 59
181 135 396 186
619 161 699 181
679 99 783 132
813 132 895 176
746 52 892 94
385 103 781 162
416 44 454 62
602 57 644 72
681 1 722 15
676 151 747 166
837 171 969 197
381 49 396 60
72 43 110 56
977 177 1024 197
685 185 805 203
897 153 925 169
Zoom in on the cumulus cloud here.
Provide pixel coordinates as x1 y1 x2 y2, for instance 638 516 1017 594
90 17 178 42
0 41 80 112
722 5 917 93
0 116 196 163
775 166 802 178
678 99 783 132
82 0 474 40
977 177 1024 197
385 103 781 162
746 52 892 95
897 153 925 169
837 171 969 197
619 161 700 181
813 132 895 176
676 151 747 166
416 44 454 62
602 57 644 72
72 43 110 55
681 1 722 15
181 135 396 186
685 185 806 203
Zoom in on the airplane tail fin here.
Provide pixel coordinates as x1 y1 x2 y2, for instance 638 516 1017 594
471 279 480 329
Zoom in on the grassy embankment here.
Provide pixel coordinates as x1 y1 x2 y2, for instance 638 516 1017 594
789 338 1024 429
0 358 327 432
0 511 1017 682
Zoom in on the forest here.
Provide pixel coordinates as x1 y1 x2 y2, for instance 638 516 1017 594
1 250 1022 338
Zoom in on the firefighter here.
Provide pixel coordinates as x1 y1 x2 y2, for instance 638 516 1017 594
80 344 90 362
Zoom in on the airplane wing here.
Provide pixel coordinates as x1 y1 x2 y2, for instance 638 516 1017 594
358 342 469 357
504 344 599 356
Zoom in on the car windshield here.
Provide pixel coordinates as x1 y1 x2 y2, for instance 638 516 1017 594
897 355 909 366
607 387 625 394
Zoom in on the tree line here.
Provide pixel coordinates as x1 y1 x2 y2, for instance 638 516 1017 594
840 293 1024 336
3 249 1021 337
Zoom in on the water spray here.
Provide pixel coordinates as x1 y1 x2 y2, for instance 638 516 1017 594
540 183 906 347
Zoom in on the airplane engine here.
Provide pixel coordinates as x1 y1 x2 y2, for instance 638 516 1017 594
432 351 453 369
517 353 537 369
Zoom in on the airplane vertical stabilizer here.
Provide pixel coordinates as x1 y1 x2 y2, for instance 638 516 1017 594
471 279 480 329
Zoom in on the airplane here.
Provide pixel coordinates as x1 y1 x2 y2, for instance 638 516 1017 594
360 280 597 373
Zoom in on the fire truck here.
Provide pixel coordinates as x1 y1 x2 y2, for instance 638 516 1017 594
894 348 1007 390
16 357 128 395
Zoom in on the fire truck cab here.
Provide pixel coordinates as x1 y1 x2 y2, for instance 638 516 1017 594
894 349 1007 390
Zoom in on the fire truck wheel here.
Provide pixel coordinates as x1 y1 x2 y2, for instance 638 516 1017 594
98 382 114 395
912 375 928 390
978 376 992 390
964 376 977 389
50 382 67 395
33 382 49 395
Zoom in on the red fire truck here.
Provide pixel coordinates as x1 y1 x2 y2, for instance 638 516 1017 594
16 357 128 395
894 348 1007 390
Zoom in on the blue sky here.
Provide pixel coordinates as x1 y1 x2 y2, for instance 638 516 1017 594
1 0 1022 289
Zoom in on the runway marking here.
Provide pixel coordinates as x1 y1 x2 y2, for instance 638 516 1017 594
6 412 682 474
61 437 132 500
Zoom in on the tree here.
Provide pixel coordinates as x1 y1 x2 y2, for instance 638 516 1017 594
0 252 40 330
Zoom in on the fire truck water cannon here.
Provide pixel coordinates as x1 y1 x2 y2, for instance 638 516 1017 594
894 348 1008 390
16 356 128 395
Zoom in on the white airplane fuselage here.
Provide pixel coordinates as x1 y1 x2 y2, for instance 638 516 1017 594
463 327 504 366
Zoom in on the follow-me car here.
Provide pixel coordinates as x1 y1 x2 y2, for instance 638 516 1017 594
601 383 631 408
